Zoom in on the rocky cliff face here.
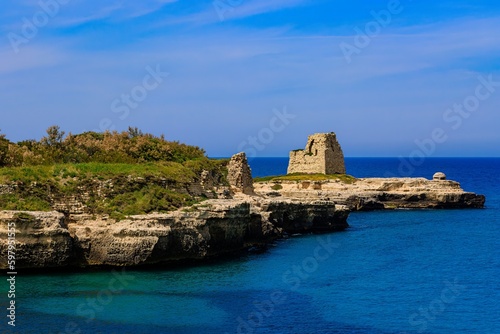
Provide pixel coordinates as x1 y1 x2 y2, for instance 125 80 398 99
254 176 485 210
257 199 349 233
0 152 350 270
0 152 485 270
0 198 348 269
0 211 74 268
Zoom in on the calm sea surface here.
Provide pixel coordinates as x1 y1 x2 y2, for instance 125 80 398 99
3 158 499 334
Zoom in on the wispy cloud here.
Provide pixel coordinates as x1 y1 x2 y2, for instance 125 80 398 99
1 1 499 156
220 0 309 20
164 0 309 26
34 0 179 28
54 3 125 27
333 16 500 80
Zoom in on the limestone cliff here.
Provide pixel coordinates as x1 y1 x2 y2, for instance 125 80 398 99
0 151 486 270
0 151 351 269
0 211 74 268
254 176 485 210
0 198 348 269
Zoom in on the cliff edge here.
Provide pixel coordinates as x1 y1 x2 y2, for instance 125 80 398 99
0 197 349 269
254 175 485 210
0 149 485 270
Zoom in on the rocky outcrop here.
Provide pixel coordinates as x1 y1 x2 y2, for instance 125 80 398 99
0 198 349 269
258 199 349 233
0 211 74 268
0 151 486 270
254 176 485 210
0 151 351 270
227 152 254 195
66 200 264 267
433 172 446 180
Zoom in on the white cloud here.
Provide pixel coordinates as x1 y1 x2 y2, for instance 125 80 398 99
220 0 309 20
1 5 499 156
46 0 179 28
163 0 309 26
333 16 500 81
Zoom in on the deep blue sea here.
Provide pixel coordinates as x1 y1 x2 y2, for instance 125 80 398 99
3 158 499 334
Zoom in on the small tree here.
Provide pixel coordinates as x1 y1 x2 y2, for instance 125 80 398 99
40 125 66 163
128 126 143 138
41 125 65 147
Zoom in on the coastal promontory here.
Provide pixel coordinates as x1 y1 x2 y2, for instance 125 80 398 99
0 129 485 270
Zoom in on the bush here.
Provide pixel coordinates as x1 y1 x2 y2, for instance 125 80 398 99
271 184 283 190
0 126 207 167
0 136 8 167
14 212 38 222
0 127 229 217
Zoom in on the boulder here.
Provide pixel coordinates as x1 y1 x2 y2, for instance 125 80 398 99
433 172 446 181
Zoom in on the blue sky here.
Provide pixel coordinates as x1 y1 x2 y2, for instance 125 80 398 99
1 0 499 157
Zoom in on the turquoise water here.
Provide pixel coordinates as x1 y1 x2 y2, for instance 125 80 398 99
2 158 499 333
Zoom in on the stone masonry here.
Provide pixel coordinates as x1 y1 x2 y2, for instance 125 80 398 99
227 152 254 195
287 133 346 174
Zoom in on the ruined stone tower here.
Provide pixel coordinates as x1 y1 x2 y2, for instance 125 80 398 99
287 133 346 175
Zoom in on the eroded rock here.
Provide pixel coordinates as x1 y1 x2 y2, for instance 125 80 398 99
254 176 485 210
433 172 447 181
0 198 349 269
227 152 254 195
0 211 74 268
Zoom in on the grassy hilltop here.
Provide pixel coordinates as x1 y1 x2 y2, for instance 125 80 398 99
0 127 227 218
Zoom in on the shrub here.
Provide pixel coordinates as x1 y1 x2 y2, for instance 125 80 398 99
271 184 283 190
0 135 8 167
0 126 207 167
14 212 37 222
0 127 229 217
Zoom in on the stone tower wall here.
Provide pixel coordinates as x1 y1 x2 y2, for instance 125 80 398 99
287 133 346 174
227 152 254 195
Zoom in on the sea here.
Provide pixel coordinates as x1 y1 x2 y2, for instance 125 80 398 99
3 158 499 334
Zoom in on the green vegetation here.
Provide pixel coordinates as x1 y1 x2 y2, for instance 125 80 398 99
254 173 357 184
0 127 229 217
0 126 206 167
0 160 227 215
105 185 198 221
0 194 52 212
13 212 37 222
271 184 283 190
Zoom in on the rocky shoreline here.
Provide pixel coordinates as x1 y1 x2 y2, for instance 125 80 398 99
254 176 485 211
0 197 349 269
0 152 485 270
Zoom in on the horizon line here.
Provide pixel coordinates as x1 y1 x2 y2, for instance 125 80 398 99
209 156 500 159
